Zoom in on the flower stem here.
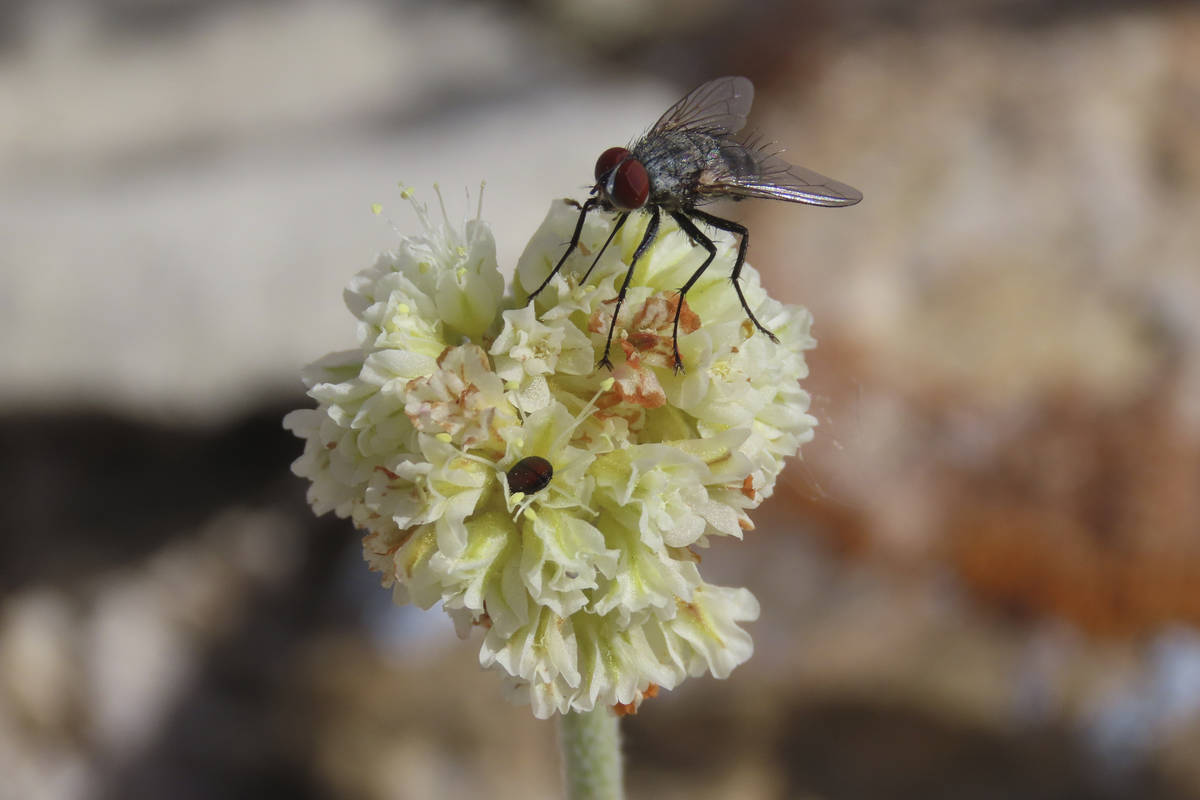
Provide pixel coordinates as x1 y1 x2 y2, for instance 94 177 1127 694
559 708 624 800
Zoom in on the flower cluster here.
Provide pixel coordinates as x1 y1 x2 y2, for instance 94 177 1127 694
285 190 817 718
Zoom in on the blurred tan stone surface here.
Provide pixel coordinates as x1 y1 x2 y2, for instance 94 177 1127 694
3 1 1200 798
744 6 1200 635
0 0 675 417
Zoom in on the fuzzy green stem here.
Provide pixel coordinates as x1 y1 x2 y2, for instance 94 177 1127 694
559 707 624 800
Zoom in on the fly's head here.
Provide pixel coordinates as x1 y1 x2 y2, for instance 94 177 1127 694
593 146 649 212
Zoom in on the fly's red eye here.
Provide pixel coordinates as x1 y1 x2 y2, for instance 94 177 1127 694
506 456 553 494
608 159 650 211
594 147 630 182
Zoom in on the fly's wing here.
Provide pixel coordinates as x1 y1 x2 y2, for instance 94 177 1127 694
700 139 863 207
649 76 755 136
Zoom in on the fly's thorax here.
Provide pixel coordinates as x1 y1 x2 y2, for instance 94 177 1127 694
633 129 727 209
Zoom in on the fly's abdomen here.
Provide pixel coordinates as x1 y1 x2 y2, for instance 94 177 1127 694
717 143 758 177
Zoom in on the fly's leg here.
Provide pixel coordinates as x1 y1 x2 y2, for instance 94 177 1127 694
668 211 725 373
581 213 628 283
599 207 661 371
527 197 598 303
687 208 779 344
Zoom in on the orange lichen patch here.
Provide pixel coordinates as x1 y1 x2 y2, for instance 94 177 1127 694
741 475 757 501
949 507 1200 636
782 325 1200 638
775 474 872 558
942 386 1200 637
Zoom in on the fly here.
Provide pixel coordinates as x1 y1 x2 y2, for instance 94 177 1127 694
526 76 862 372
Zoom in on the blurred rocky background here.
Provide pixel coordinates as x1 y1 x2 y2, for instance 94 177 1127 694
3 1 1200 798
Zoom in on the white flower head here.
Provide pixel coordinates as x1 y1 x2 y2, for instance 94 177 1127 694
285 190 817 718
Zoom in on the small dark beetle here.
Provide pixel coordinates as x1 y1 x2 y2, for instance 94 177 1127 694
506 456 554 495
